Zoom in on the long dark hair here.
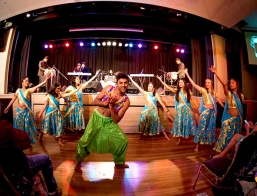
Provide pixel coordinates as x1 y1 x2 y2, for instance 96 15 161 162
47 83 61 97
176 78 191 102
70 76 78 88
229 78 243 103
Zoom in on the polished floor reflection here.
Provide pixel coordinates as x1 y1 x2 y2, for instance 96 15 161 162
24 133 214 196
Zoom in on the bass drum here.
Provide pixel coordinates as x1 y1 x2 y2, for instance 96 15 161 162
166 72 178 81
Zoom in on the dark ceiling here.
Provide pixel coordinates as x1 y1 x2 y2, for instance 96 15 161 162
9 2 222 46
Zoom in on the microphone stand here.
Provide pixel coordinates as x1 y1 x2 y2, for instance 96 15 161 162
53 65 68 82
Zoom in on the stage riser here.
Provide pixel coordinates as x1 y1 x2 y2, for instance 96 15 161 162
1 94 257 133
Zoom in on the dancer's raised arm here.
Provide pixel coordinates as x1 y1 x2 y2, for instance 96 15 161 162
184 69 201 92
156 75 176 93
128 75 145 94
81 69 101 90
209 66 228 95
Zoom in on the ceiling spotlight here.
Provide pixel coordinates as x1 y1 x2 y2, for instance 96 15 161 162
124 43 129 47
112 42 117 46
181 49 185 53
65 43 70 47
154 45 158 50
97 42 101 46
102 42 106 46
49 44 53 49
91 42 96 47
107 41 111 46
79 42 84 46
129 43 133 47
176 48 180 52
44 44 48 49
118 43 123 47
138 44 142 48
26 13 31 18
176 13 182 16
140 7 145 10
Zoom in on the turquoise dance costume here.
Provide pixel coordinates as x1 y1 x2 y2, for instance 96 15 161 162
64 86 85 131
194 88 217 145
213 91 244 152
14 88 38 144
76 86 129 165
171 90 196 138
138 92 164 135
41 94 65 137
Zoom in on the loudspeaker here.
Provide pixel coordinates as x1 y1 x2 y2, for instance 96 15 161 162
84 81 103 93
126 86 139 94
0 99 13 123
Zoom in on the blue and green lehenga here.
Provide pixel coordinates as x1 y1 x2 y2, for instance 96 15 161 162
41 94 65 137
14 88 38 144
137 92 164 136
64 86 85 131
194 92 217 145
213 92 243 152
171 91 196 138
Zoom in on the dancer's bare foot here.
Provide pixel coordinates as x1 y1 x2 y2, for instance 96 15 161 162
176 138 181 145
115 164 129 169
58 138 65 147
162 131 170 141
39 132 44 142
194 144 199 152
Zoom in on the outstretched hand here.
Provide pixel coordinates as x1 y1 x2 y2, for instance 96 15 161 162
156 75 162 81
95 69 101 76
209 66 216 74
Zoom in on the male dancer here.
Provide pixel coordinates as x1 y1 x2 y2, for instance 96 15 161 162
75 73 130 169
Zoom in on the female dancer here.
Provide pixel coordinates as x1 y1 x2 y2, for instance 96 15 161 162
64 70 100 137
184 69 224 152
38 83 79 146
209 66 244 153
156 76 196 145
128 76 171 140
4 76 50 144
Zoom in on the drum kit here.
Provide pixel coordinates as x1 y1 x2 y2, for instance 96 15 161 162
159 67 178 85
95 70 120 83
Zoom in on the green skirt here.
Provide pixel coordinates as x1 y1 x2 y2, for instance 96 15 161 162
76 109 128 164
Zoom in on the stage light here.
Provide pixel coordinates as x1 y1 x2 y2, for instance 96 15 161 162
118 43 123 47
138 44 142 48
140 7 145 10
44 44 48 49
102 42 106 46
124 43 129 47
129 43 133 48
49 44 53 49
97 42 101 46
112 42 117 46
26 13 31 18
91 42 96 47
79 42 84 46
65 42 70 47
154 45 159 50
181 49 185 53
176 48 180 52
107 41 111 46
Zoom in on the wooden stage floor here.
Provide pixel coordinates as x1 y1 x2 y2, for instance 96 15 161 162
23 132 215 196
